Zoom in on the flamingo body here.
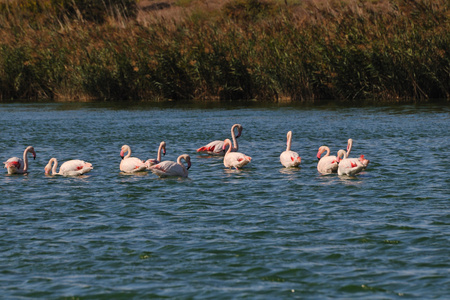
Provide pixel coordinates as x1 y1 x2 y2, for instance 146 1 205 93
223 139 251 169
45 158 93 176
120 145 147 173
317 146 338 175
337 150 364 176
197 124 243 156
280 131 301 168
4 146 36 174
149 154 191 178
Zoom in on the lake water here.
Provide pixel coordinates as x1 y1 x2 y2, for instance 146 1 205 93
1 102 449 299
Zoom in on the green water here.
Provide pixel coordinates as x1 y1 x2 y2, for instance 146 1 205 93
1 103 449 299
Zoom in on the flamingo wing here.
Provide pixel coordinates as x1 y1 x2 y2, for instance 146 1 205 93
197 140 226 155
4 157 24 174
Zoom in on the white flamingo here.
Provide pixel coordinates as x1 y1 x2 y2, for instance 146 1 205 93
197 124 243 155
280 131 301 168
44 158 93 176
223 138 251 169
317 145 338 175
4 146 36 174
120 145 147 173
145 141 166 169
346 138 370 169
336 149 364 176
149 154 191 178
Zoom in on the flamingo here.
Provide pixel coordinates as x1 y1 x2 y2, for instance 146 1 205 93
120 145 147 173
44 158 93 176
336 149 364 176
346 138 370 169
145 141 166 169
280 131 301 168
4 146 36 174
149 154 191 178
223 138 251 169
317 146 338 175
197 124 243 155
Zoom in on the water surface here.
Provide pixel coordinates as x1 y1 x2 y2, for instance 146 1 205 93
1 103 449 299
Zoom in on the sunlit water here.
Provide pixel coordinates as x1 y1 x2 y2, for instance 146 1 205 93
1 102 449 299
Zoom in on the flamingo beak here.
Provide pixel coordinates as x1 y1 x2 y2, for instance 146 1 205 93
120 155 124 160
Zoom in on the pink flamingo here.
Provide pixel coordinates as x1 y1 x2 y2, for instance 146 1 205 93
149 154 191 178
4 146 36 174
346 138 370 169
336 149 364 176
317 146 338 175
145 141 166 169
223 138 251 169
197 124 243 155
120 145 147 173
280 131 301 168
44 158 93 176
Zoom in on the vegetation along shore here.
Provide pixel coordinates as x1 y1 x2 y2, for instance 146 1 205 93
0 0 448 103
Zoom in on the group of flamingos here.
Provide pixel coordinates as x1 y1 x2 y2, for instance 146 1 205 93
3 124 369 178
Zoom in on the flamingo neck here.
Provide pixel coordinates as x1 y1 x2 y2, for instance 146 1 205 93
224 139 232 155
286 131 292 151
347 139 353 156
22 147 33 172
51 158 59 175
337 150 347 161
124 146 131 159
323 146 330 157
157 142 165 162
231 125 239 150
177 155 190 170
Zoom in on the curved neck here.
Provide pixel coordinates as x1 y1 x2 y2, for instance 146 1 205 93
323 146 330 157
224 139 232 155
231 125 240 150
46 158 58 175
337 149 347 160
122 146 131 159
286 131 292 151
52 158 59 175
157 142 165 162
22 146 33 172
177 154 191 169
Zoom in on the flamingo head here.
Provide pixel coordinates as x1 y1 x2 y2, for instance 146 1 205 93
120 145 129 159
346 139 353 153
44 165 51 175
222 139 232 150
183 155 191 170
336 149 346 163
236 125 243 138
161 141 166 156
26 146 36 160
316 146 325 160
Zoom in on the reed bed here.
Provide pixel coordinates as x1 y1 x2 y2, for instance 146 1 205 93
0 0 448 103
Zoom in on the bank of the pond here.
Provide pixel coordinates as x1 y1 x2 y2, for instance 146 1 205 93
0 0 449 103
